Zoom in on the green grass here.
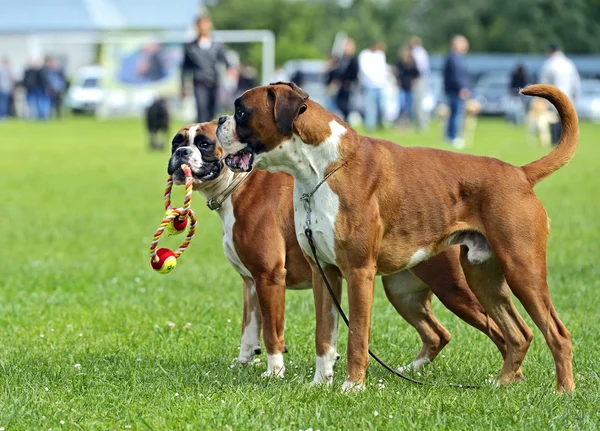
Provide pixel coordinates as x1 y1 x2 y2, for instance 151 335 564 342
1 117 599 430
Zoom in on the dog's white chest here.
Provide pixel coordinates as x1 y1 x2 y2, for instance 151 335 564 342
219 200 252 279
293 183 340 265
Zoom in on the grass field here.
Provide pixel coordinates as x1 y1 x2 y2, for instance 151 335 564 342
1 116 599 430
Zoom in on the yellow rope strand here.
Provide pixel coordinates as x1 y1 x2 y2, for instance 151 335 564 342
149 165 197 267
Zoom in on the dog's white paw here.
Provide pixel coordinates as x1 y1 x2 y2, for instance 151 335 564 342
312 348 339 385
312 372 334 385
397 357 430 373
238 342 262 365
341 380 365 392
261 353 285 378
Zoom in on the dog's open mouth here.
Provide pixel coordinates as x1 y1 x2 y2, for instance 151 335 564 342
173 162 222 184
225 148 254 172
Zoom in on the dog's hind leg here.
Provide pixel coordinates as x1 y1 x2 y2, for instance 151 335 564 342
487 200 574 393
459 246 533 386
411 247 508 361
382 271 451 372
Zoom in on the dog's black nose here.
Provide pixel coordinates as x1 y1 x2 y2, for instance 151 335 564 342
218 116 227 125
175 147 192 157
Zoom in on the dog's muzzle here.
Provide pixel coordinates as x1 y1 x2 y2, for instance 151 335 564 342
168 147 221 183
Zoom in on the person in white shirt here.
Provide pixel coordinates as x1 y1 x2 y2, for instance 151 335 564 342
409 36 430 131
358 42 388 132
539 44 581 145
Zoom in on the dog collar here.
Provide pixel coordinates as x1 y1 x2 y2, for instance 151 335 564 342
206 171 252 211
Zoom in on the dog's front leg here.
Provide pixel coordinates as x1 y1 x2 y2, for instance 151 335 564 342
238 278 262 365
342 266 377 391
311 265 342 385
254 267 287 378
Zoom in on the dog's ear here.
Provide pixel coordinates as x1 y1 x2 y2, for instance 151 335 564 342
270 81 310 99
269 86 308 136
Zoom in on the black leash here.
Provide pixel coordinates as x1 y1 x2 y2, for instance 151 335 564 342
301 167 478 390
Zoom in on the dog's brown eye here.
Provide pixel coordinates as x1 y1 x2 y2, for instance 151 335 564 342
235 107 244 118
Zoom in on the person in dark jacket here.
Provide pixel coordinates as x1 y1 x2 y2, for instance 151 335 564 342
395 45 420 126
181 16 230 123
443 35 470 148
328 38 359 122
23 60 50 120
41 56 67 119
507 64 528 124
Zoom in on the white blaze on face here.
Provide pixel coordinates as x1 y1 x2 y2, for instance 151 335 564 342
216 116 247 155
174 125 204 179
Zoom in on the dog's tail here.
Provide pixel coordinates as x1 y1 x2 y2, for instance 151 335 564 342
520 84 579 186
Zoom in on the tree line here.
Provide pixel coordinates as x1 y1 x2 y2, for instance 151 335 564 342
209 0 600 65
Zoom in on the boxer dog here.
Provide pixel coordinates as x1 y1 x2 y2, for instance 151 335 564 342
216 83 578 393
168 121 507 378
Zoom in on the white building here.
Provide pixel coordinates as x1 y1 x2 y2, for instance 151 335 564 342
0 0 202 77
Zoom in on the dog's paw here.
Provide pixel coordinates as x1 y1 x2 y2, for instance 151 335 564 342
312 347 339 385
341 380 365 392
261 353 285 378
397 357 430 373
237 343 261 365
261 366 285 378
312 371 334 385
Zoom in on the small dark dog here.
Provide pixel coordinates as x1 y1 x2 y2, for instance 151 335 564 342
145 97 170 151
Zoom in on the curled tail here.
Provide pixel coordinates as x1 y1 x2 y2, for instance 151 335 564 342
519 84 579 185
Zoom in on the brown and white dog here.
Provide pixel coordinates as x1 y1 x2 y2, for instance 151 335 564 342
168 121 507 378
216 82 579 393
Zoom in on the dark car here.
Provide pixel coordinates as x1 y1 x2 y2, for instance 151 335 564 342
472 72 511 116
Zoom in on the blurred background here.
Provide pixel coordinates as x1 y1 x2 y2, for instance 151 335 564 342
0 0 599 135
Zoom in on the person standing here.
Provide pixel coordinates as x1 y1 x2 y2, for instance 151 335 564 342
507 64 528 124
181 16 231 123
395 45 420 127
42 56 66 119
539 44 581 145
443 35 471 148
23 60 49 120
329 38 359 123
0 58 14 120
358 41 388 132
409 36 430 131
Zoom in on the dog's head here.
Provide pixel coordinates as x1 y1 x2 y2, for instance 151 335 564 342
216 82 312 172
168 121 225 185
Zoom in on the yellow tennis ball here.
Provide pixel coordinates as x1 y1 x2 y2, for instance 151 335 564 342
151 248 177 274
166 216 188 235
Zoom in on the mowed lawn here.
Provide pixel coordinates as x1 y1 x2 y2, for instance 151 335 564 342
1 116 599 430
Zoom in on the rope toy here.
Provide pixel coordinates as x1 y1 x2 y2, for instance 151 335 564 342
149 164 197 274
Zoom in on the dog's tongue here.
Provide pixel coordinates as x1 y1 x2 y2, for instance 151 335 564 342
239 152 251 171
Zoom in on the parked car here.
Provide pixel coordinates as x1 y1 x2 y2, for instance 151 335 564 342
65 65 104 114
472 72 511 116
576 79 600 121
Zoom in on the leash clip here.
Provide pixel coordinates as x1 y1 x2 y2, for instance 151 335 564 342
206 198 221 211
300 192 312 231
